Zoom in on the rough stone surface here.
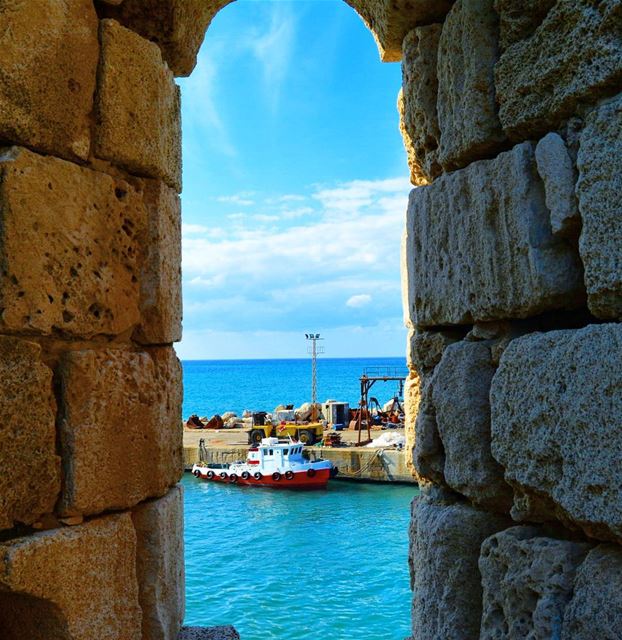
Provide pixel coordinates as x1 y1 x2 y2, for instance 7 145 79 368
491 324 622 542
403 371 422 474
134 180 182 344
345 0 454 61
407 328 462 374
412 379 445 486
0 337 60 530
493 0 556 50
0 0 98 161
133 485 185 640
100 0 233 77
0 147 144 338
562 545 622 639
178 627 240 640
437 0 506 170
576 94 622 319
535 132 580 238
405 141 585 327
495 0 622 141
58 347 183 517
410 489 510 639
479 526 591 639
95 19 181 192
432 341 512 512
0 513 142 640
400 25 442 185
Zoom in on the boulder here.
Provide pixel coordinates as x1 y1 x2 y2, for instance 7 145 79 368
491 323 622 542
576 94 622 319
479 526 591 639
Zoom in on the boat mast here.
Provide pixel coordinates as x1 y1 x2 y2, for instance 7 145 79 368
305 333 324 421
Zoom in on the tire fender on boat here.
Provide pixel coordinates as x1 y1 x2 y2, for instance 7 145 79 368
285 471 294 480
272 472 281 481
241 471 250 480
230 473 238 483
193 469 201 478
254 472 263 480
307 468 316 478
220 472 227 480
206 470 215 479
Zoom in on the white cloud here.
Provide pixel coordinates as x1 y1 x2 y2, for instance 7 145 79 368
216 194 255 206
346 294 372 308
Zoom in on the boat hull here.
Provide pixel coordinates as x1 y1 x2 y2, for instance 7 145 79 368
193 467 332 489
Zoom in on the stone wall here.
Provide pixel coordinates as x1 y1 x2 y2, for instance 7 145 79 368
400 0 622 637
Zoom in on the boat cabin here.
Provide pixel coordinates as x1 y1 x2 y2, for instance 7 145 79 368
246 437 306 470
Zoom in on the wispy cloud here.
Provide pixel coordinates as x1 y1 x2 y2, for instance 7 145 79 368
216 193 256 206
346 294 372 308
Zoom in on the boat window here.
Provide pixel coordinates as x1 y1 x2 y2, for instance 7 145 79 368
269 449 273 456
283 449 289 455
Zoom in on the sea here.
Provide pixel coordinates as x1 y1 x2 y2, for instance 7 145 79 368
181 357 418 640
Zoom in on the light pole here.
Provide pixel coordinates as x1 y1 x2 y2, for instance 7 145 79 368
305 333 324 421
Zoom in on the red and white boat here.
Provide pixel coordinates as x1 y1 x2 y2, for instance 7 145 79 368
191 437 338 489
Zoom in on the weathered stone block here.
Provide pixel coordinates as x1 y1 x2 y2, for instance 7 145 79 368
432 341 512 512
561 545 622 639
100 0 234 77
134 180 182 344
345 0 454 61
412 380 445 486
0 147 144 338
437 0 506 170
95 20 181 192
493 0 556 51
407 328 462 374
404 141 585 327
495 0 622 140
403 371 422 474
410 488 510 639
58 347 183 517
400 25 442 185
0 513 142 640
133 485 185 640
0 337 60 530
577 94 622 319
178 628 240 640
479 526 591 639
491 324 622 542
0 0 98 161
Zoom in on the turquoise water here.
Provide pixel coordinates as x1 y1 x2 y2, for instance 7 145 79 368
182 475 418 639
182 357 407 418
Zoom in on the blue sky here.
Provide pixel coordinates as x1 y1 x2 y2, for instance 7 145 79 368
176 0 409 360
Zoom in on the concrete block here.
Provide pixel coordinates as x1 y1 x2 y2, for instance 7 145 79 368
134 180 182 344
404 141 585 327
344 0 454 62
133 486 185 640
479 526 591 639
58 347 183 517
495 0 622 140
577 94 622 319
0 0 98 161
0 513 142 640
437 0 506 170
400 25 442 185
562 544 622 639
95 20 181 192
0 147 144 338
432 341 512 512
409 488 510 639
0 337 60 530
491 323 622 542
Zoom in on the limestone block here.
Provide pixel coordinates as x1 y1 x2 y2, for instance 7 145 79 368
493 0 556 50
0 147 144 338
58 347 183 517
133 486 185 640
100 0 233 77
479 526 591 639
561 545 622 639
134 180 182 344
495 0 622 141
405 141 585 327
412 379 445 485
436 0 506 170
0 337 60 530
403 371 422 473
535 132 580 238
95 20 181 192
410 489 510 639
345 0 454 61
400 25 442 185
491 324 622 542
407 328 461 374
178 628 240 640
432 341 512 512
0 0 98 161
0 513 142 640
576 94 622 319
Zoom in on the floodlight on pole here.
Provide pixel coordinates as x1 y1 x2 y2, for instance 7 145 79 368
305 332 324 421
